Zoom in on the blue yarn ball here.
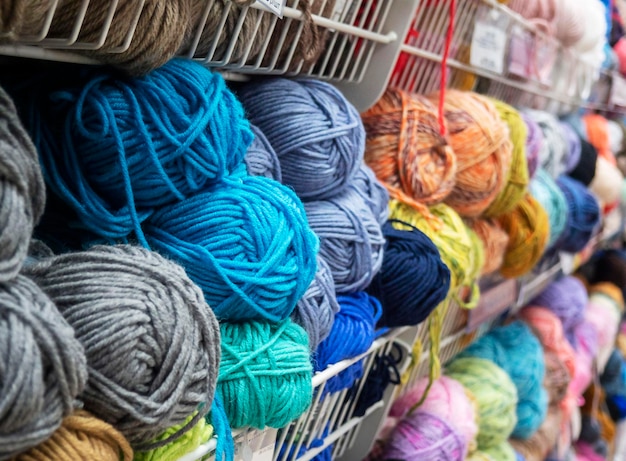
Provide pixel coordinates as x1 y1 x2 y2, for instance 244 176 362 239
368 220 450 328
555 175 601 253
349 164 390 226
458 321 548 440
26 59 252 242
237 78 365 201
245 123 282 182
529 168 569 249
144 175 319 322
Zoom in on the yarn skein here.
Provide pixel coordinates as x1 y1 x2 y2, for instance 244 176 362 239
0 275 87 459
218 319 312 429
349 164 390 227
543 350 571 406
529 168 568 248
525 110 568 178
245 123 282 182
145 175 319 322
522 114 543 179
0 85 45 282
510 406 562 461
23 245 221 449
362 88 457 209
237 78 365 200
590 156 624 210
466 218 509 275
568 138 598 186
304 187 383 294
559 122 582 174
480 441 517 461
367 220 450 328
555 175 600 253
428 90 513 217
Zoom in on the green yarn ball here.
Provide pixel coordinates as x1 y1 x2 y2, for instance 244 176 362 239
446 357 518 449
218 319 313 429
480 440 516 461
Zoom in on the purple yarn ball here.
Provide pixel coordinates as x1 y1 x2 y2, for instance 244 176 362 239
523 114 542 179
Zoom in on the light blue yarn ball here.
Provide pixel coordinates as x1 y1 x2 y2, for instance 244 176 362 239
529 168 569 249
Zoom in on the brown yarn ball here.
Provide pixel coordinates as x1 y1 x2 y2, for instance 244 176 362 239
466 218 509 276
543 350 571 405
509 406 562 461
362 88 457 209
0 1 54 42
11 410 133 461
428 90 513 217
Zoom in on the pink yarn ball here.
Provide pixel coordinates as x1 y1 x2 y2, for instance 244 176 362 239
570 321 598 398
576 441 606 461
615 37 626 77
585 297 621 372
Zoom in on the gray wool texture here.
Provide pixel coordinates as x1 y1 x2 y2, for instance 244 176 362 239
0 86 45 282
23 244 221 450
0 275 87 460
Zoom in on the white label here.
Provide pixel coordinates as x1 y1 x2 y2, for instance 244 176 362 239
237 428 277 461
331 0 351 22
256 0 286 18
470 22 507 74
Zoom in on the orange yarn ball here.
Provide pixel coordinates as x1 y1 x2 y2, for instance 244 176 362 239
362 88 457 210
466 218 509 276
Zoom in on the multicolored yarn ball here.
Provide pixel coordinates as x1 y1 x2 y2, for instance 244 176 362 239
245 124 282 182
218 319 312 429
362 88 457 210
445 357 518 449
543 350 571 405
496 193 550 278
466 451 495 461
529 168 569 248
237 78 365 200
510 406 563 461
466 218 509 275
570 322 599 397
522 113 543 179
389 376 479 453
590 156 624 210
569 138 598 186
484 99 529 217
587 288 623 372
304 187 384 293
555 175 601 253
525 110 568 178
349 164 390 226
427 90 513 217
457 321 548 440
590 281 625 311
11 410 133 461
480 441 517 461
559 122 583 173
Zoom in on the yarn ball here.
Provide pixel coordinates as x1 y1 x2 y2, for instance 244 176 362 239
445 357 518 449
0 275 87 459
525 110 568 178
529 168 568 248
568 138 598 186
555 175 601 253
27 59 252 242
466 218 509 275
484 99 529 217
559 122 583 173
304 187 384 293
584 113 613 163
608 119 625 155
522 114 543 179
570 321 599 397
349 164 390 226
11 410 133 461
291 256 340 350
457 321 548 440
600 350 626 397
590 156 624 209
23 245 221 448
481 441 517 461
428 90 513 217
381 411 467 461
588 250 626 302
367 220 450 328
237 78 365 200
389 376 479 452
543 350 571 405
145 175 318 322
362 88 457 208
509 406 562 461
586 294 622 372
245 124 282 182
0 85 45 282
218 319 312 429
389 200 484 301
496 193 550 278
466 451 495 461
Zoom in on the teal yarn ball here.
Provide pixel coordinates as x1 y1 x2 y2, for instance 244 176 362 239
446 357 518 449
458 321 548 440
144 175 319 322
217 319 313 429
529 168 569 248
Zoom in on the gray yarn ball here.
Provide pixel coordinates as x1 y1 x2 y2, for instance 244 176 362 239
0 275 87 459
350 164 390 226
0 86 45 282
244 124 282 182
23 245 221 449
291 256 340 350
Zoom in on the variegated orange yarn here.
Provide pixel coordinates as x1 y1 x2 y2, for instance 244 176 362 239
428 90 513 217
584 114 616 165
466 218 509 276
362 88 457 212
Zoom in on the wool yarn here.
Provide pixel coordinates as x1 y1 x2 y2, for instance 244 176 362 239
389 376 479 452
145 175 318 322
11 410 132 461
510 406 562 461
349 164 390 226
587 293 622 372
0 85 45 282
600 350 626 398
496 193 550 278
466 451 495 461
570 322 599 397
367 221 450 328
568 138 598 186
522 114 543 179
427 90 513 217
480 441 517 461
525 110 568 179
584 113 614 163
0 1 55 41
304 188 383 294
555 175 601 253
607 120 624 155
484 99 529 217
559 122 583 174
590 156 624 209
543 350 571 405
218 319 312 429
27 59 252 242
23 245 220 448
0 275 87 459
245 124 282 182
237 78 364 200
291 256 340 350
529 169 568 248
362 88 457 209
466 218 509 275
445 357 518 449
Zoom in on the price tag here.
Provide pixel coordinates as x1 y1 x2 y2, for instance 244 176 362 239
256 0 286 18
330 0 351 22
466 279 517 332
470 21 508 74
611 74 626 107
558 252 575 275
235 428 277 461
508 25 533 78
